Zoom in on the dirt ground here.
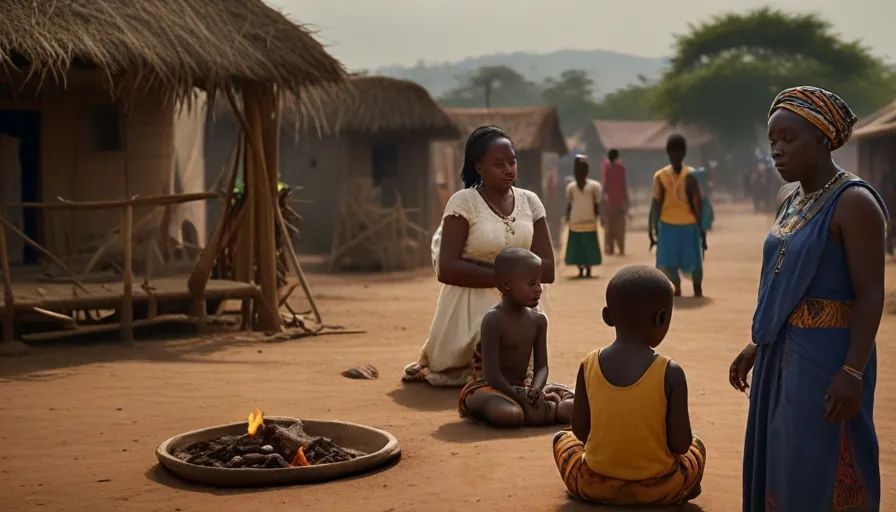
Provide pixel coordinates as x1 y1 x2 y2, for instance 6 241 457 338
2 204 894 512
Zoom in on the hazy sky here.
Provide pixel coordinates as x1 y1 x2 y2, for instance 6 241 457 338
270 0 894 70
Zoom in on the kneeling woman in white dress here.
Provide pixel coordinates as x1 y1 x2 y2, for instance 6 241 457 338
403 125 556 386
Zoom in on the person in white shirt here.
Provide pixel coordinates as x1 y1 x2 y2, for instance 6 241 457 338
564 155 602 278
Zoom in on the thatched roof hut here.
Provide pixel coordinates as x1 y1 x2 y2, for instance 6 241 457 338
1 0 347 333
853 100 896 141
292 75 458 136
207 75 459 254
853 99 896 198
445 106 568 154
0 0 346 102
1 0 346 262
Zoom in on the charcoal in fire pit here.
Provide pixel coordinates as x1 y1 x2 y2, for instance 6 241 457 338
304 437 363 465
176 419 364 469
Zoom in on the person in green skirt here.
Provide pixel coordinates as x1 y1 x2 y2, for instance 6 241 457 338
564 155 602 278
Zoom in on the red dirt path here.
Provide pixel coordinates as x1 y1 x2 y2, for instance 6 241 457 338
1 204 894 512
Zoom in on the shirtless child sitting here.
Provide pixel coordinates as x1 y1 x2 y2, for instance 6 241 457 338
552 265 705 505
458 248 574 427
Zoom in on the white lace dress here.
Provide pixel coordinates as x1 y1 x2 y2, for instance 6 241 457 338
403 187 551 387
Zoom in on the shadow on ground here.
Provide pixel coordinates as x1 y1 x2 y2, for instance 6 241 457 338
145 457 401 495
432 420 557 443
386 384 459 412
673 296 714 310
0 327 265 380
555 496 706 512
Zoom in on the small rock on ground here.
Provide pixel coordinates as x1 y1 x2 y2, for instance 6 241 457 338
341 364 379 380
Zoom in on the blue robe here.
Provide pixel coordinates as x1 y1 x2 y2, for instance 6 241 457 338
745 173 885 511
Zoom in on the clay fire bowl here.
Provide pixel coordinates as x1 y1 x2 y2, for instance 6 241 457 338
155 416 400 487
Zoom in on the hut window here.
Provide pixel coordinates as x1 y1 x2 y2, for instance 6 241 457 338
371 144 398 186
91 105 123 152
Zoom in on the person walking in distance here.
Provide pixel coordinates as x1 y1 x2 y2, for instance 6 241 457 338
648 135 706 297
564 155 602 278
601 149 629 255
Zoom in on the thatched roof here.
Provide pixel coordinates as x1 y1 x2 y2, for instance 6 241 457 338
852 100 896 140
294 75 459 136
584 120 711 151
0 0 346 101
445 106 568 154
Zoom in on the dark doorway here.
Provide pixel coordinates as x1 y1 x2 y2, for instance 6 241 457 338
371 144 399 206
0 109 42 264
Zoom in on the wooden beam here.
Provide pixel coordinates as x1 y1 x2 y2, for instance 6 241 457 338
4 191 220 210
120 205 134 343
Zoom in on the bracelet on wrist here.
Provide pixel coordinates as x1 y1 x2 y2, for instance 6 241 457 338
842 365 863 380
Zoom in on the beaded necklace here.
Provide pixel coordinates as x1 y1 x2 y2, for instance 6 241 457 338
772 170 845 275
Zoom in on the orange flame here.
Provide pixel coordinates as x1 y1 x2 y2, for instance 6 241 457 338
247 408 264 436
290 447 309 467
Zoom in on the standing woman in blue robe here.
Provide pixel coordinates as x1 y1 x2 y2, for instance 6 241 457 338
729 86 888 511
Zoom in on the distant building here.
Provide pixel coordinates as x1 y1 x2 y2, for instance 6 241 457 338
577 120 713 190
852 99 895 214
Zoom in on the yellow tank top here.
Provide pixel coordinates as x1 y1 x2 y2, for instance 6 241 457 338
582 349 676 480
653 165 697 225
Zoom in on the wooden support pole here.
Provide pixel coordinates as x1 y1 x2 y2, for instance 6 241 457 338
120 205 134 343
246 84 280 332
187 100 242 316
239 130 256 329
274 205 323 326
0 216 15 343
0 206 28 356
144 242 157 320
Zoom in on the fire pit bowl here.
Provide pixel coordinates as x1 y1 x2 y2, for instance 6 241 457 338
155 416 400 487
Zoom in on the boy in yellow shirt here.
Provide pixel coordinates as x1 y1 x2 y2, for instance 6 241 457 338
552 265 706 505
648 134 706 296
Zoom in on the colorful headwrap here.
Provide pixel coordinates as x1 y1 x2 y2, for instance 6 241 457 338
768 86 857 151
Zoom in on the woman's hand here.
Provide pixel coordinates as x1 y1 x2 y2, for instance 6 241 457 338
825 370 863 422
729 343 758 392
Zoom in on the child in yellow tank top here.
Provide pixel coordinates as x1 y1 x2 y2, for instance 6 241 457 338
552 265 706 506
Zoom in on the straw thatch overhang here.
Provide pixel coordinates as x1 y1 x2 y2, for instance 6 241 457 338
0 0 347 104
852 100 896 140
214 75 460 138
445 106 568 155
298 75 459 137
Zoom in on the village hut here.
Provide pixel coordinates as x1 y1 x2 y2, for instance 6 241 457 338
0 0 346 347
207 75 459 256
434 106 568 244
577 120 712 190
853 100 896 191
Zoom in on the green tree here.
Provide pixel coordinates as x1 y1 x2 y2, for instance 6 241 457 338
541 70 602 134
595 84 659 121
440 66 542 108
653 8 896 144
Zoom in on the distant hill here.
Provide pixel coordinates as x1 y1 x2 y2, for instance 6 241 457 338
374 49 667 99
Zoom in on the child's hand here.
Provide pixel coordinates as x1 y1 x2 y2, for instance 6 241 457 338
514 387 534 416
527 387 543 405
